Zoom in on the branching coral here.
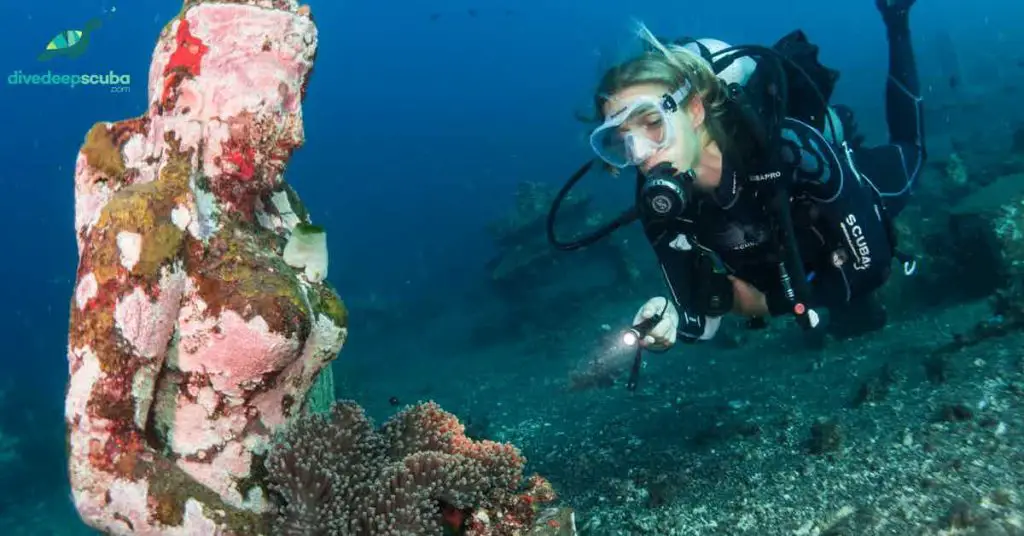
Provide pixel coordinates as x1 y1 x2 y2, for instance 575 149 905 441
265 400 562 535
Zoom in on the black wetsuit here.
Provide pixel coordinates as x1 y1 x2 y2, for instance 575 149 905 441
644 8 925 341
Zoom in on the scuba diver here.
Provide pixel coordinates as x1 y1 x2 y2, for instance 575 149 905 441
547 0 925 349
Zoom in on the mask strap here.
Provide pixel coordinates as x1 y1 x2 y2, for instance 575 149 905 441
662 82 692 113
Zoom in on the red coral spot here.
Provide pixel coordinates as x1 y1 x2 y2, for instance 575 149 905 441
224 146 256 180
160 18 209 108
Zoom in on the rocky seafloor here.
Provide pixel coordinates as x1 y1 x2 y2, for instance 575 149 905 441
396 297 1024 536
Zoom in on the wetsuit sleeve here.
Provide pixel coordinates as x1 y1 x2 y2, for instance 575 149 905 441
642 224 717 342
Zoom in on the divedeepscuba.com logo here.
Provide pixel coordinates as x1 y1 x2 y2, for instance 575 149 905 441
6 16 132 93
7 70 131 92
40 18 101 61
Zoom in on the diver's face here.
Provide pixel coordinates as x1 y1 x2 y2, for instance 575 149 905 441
601 83 705 174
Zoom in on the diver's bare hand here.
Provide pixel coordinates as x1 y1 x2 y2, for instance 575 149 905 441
729 276 770 317
632 297 679 350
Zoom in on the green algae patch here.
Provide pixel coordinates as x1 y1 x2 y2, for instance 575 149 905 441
90 143 191 284
190 223 309 340
82 122 126 180
311 282 348 330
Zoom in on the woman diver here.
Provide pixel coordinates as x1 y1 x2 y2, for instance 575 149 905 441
547 0 924 349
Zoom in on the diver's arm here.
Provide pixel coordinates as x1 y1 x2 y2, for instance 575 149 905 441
645 227 722 342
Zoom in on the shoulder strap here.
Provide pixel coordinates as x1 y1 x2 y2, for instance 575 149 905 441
770 30 841 132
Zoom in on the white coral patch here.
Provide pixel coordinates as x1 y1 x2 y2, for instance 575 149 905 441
121 133 147 170
75 273 98 310
196 386 219 416
188 175 220 240
116 231 143 271
270 190 301 229
255 198 282 231
171 205 192 230
65 347 102 420
73 151 114 235
131 365 157 429
309 313 346 364
167 117 206 158
283 227 328 283
202 121 231 179
170 498 220 535
242 485 268 513
105 478 150 532
113 269 185 359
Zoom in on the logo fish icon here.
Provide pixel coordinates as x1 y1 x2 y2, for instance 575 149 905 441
38 18 102 61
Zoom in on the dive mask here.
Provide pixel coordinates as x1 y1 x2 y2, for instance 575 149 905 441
589 83 692 169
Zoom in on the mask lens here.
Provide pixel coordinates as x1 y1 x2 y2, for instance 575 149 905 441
590 101 672 168
624 103 669 144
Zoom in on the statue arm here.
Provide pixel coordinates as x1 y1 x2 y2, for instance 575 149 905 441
66 184 197 533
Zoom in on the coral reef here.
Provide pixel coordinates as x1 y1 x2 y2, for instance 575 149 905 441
265 400 575 535
65 1 347 534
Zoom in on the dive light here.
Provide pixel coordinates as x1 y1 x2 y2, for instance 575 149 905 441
623 313 662 347
624 310 664 391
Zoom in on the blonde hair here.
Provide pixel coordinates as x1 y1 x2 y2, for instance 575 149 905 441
593 23 731 148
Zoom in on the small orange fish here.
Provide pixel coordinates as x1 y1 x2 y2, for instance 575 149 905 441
441 502 468 533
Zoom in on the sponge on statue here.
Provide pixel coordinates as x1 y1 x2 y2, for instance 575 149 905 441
283 223 329 283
